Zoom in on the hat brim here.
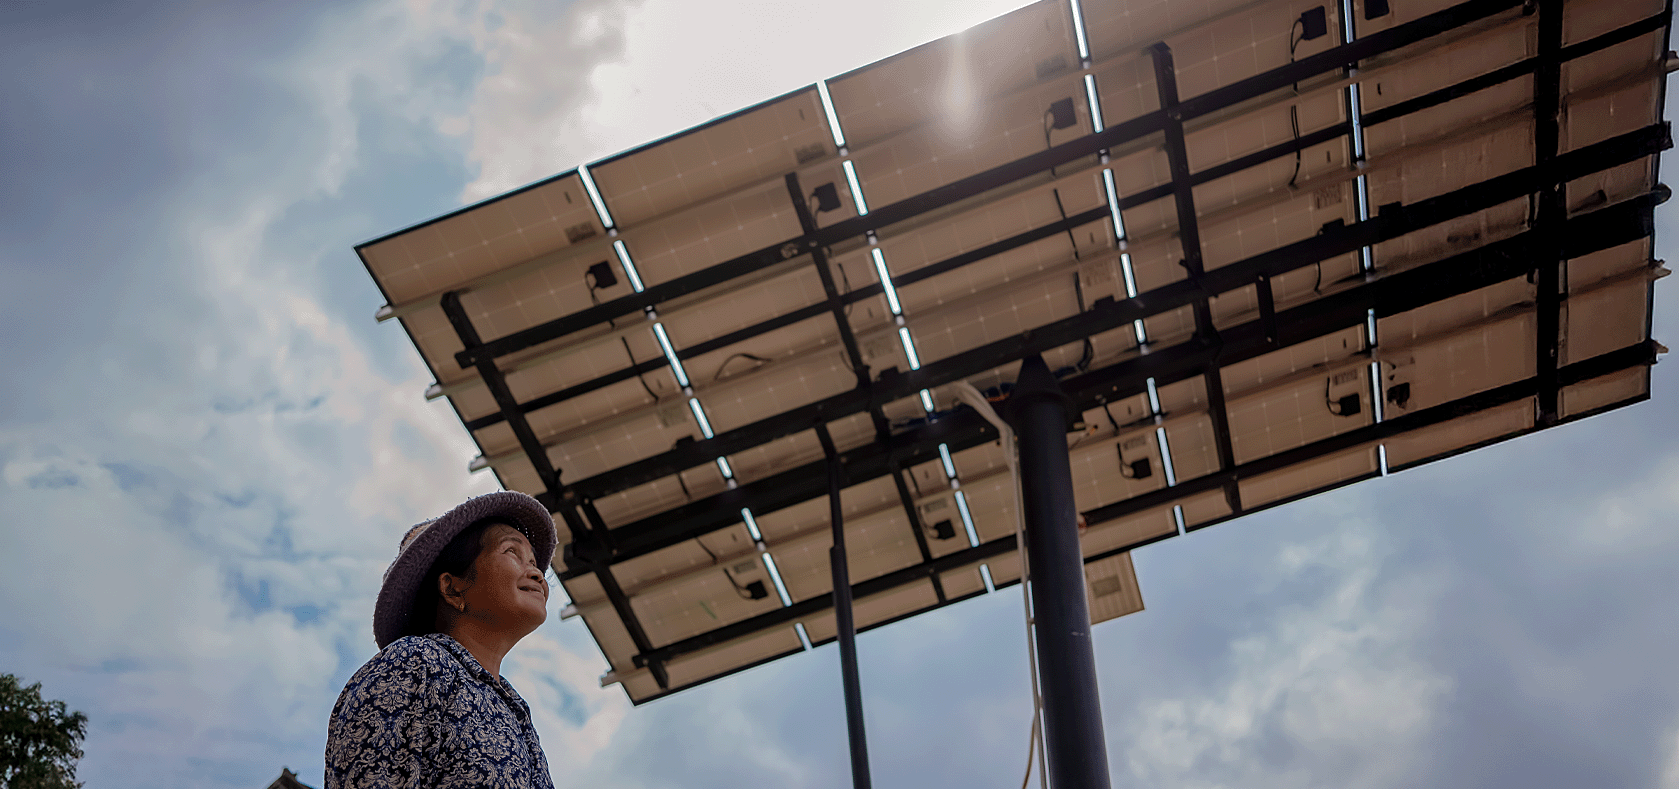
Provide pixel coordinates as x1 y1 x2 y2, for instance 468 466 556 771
372 491 557 649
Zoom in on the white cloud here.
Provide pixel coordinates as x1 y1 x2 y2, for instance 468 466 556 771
1664 722 1679 789
1117 508 1453 789
0 1 511 784
503 597 632 773
456 0 1035 200
1564 452 1679 557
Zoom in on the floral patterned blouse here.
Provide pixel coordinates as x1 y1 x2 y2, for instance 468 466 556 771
325 633 553 789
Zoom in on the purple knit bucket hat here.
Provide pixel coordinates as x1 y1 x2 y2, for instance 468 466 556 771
372 491 557 649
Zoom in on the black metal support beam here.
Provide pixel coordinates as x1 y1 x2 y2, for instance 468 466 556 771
587 562 669 689
453 9 1665 434
888 463 946 603
816 425 873 789
634 533 1020 668
440 291 567 511
1151 41 1243 515
1256 273 1280 345
1534 0 1563 425
1006 355 1113 789
787 173 942 600
452 0 1523 371
786 171 889 444
458 204 1107 432
561 120 1667 508
1360 9 1667 127
574 496 671 687
562 184 1664 577
631 338 1660 667
788 173 873 394
561 410 998 579
1091 339 1662 526
438 291 671 689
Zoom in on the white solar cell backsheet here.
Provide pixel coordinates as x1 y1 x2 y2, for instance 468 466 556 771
356 0 1669 703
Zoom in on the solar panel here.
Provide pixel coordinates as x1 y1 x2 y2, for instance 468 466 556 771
356 0 1672 704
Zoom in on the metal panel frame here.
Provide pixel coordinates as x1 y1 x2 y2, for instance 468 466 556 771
585 183 1662 572
449 0 1529 371
631 339 1661 673
604 184 1667 690
437 292 675 690
453 9 1663 434
566 123 1666 503
786 173 948 605
1535 0 1564 425
1148 40 1243 514
358 0 1670 701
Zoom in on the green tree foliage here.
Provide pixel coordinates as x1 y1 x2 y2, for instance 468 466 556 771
0 675 87 789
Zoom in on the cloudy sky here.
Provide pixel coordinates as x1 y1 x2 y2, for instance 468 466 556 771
2 1 1677 787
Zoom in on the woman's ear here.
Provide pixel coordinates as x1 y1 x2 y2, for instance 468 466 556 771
438 572 468 613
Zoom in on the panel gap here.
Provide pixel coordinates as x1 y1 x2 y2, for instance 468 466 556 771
1068 0 1092 63
761 552 795 607
816 79 847 149
955 490 981 548
612 239 646 292
578 164 615 229
1156 426 1179 486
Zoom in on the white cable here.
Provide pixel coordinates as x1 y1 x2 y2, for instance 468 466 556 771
953 381 1046 788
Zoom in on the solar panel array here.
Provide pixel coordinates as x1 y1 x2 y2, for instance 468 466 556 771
357 0 1672 703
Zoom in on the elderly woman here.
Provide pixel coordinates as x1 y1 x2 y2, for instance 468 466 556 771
326 492 558 789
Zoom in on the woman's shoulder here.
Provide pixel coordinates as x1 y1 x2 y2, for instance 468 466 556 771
377 634 455 664
337 636 458 707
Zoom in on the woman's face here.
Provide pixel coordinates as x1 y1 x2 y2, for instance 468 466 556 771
456 524 549 636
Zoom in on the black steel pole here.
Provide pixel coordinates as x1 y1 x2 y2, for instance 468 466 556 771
818 426 872 789
1005 355 1112 789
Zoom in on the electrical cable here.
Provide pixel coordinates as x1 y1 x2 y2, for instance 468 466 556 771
1102 401 1122 434
701 532 770 601
953 381 1044 789
1044 111 1058 178
671 441 695 500
587 274 662 403
1019 715 1041 789
1051 188 1082 262
621 338 662 403
714 352 771 381
721 565 763 600
1071 263 1096 373
1284 23 1330 294
1288 20 1306 190
835 260 854 316
810 190 855 319
1325 374 1364 416
1052 181 1095 374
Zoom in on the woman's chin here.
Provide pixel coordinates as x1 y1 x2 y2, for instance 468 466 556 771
518 605 549 632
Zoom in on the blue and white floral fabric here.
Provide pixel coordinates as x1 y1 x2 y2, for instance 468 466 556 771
326 633 553 789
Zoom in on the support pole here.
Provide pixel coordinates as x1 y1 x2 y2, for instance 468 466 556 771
1005 355 1112 789
817 426 872 789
